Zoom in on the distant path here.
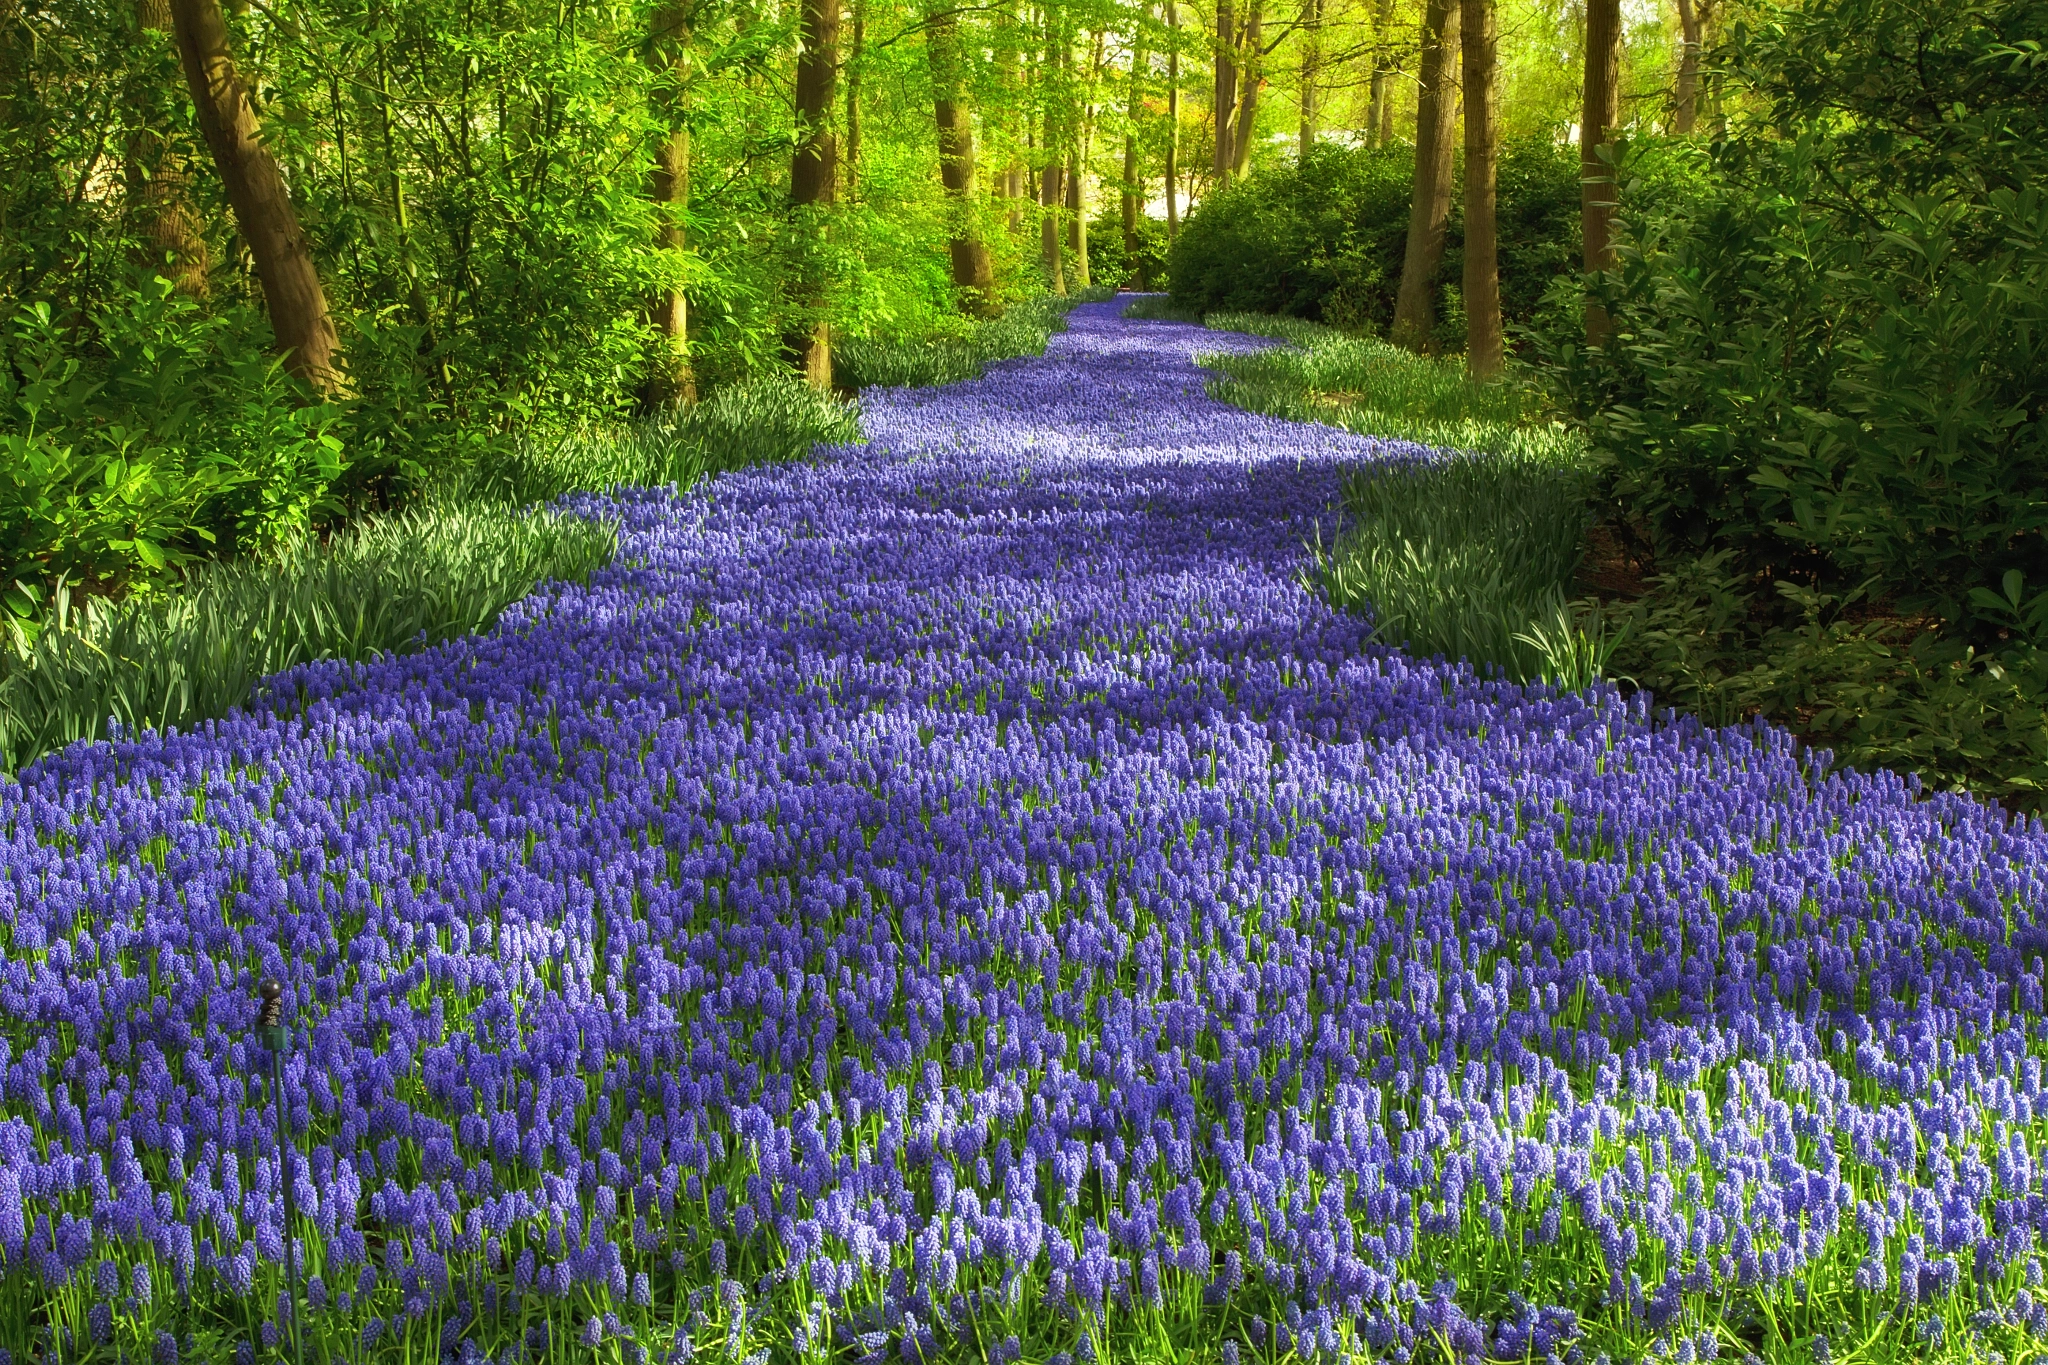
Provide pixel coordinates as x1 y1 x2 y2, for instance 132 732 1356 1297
5 300 2041 1363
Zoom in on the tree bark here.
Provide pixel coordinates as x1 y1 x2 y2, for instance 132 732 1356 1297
1040 21 1066 294
1460 0 1500 378
1123 20 1145 287
1212 0 1235 181
1297 0 1319 158
643 0 696 407
1229 0 1259 178
169 0 339 391
1065 29 1102 287
1000 7 1024 231
127 0 211 298
1364 0 1396 148
1582 0 1621 346
928 5 998 315
1165 0 1180 235
1672 0 1709 135
789 0 840 388
846 0 864 197
1389 0 1457 351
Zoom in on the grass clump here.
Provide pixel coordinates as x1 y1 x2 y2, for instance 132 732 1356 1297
1172 310 1606 685
835 289 1116 389
0 504 615 772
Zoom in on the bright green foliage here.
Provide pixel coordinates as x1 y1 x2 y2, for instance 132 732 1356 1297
1195 315 1598 683
1085 208 1171 291
0 285 343 591
834 290 1114 389
1199 313 1583 463
465 373 863 506
1166 139 1581 338
0 505 615 773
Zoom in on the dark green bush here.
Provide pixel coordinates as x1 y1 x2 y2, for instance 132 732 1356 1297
1166 139 1581 337
1539 0 2048 645
1085 210 1171 291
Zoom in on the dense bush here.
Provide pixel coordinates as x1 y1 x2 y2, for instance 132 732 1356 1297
833 290 1112 388
1083 209 1171 291
1541 0 2048 645
1166 139 1580 337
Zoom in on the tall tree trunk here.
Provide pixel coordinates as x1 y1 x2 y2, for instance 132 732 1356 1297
1040 18 1066 293
1460 0 1500 378
1228 0 1259 178
789 0 840 388
1122 19 1145 287
1672 0 1709 135
1165 0 1180 236
127 0 210 298
928 5 998 315
1364 0 1395 148
1066 29 1102 287
643 0 696 407
1212 0 1235 180
170 0 339 391
1389 0 1457 351
1582 0 1621 346
1297 0 1319 158
846 0 864 196
1000 8 1024 231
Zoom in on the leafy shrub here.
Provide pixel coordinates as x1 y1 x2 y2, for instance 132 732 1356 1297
833 290 1111 389
1539 1 2048 645
0 283 343 593
1167 139 1581 337
1084 209 1171 291
0 504 616 773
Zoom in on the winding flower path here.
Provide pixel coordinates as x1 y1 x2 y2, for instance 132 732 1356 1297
5 301 2047 1362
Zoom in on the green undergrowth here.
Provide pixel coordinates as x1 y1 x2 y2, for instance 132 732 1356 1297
0 372 863 776
0 504 615 772
1165 307 1607 688
1174 305 2048 813
835 287 1116 389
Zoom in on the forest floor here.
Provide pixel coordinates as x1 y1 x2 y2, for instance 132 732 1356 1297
6 301 2044 1364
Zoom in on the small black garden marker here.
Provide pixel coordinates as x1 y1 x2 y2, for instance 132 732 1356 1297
258 980 306 1365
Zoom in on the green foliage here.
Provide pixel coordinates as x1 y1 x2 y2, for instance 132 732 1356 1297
1200 312 1585 463
467 372 862 505
1084 208 1171 290
1166 139 1581 337
0 504 615 773
0 285 344 593
1538 1 2048 645
1315 452 1593 682
833 290 1111 388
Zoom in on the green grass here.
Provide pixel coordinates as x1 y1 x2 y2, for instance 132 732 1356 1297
835 288 1116 389
0 371 865 775
1164 309 1608 686
0 504 616 772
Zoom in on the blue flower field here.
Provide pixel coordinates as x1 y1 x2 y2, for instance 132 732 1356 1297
3 302 2046 1364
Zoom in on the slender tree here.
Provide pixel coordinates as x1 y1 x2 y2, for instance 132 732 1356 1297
127 0 210 298
1165 0 1180 235
1000 6 1025 231
643 0 696 407
1122 15 1147 285
1212 0 1235 180
1297 0 1320 158
1581 0 1621 345
1672 0 1712 134
1066 28 1104 288
846 0 864 196
169 0 340 392
928 2 998 314
1040 11 1066 292
1228 0 1260 177
1460 0 1500 377
1364 0 1395 147
789 0 840 387
1389 0 1457 350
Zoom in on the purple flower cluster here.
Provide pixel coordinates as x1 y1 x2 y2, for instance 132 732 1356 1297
1 302 2045 1360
